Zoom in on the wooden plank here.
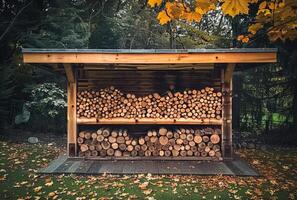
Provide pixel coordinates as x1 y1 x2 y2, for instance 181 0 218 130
231 159 259 176
224 63 235 83
77 117 223 125
23 52 277 64
77 80 220 85
221 68 233 159
121 161 149 174
65 161 81 173
87 162 102 174
75 161 94 174
37 157 257 176
221 69 225 159
84 66 214 70
192 161 234 175
157 161 182 174
84 63 214 67
98 161 124 174
64 64 75 83
81 70 213 77
67 68 77 156
38 156 68 173
85 156 216 161
54 160 76 173
225 158 259 176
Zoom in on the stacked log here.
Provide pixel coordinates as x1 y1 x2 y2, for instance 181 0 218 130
78 127 222 159
77 86 222 119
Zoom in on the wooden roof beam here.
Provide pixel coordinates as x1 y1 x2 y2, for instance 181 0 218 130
23 52 277 64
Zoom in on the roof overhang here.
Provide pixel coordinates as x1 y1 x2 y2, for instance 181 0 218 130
23 48 277 65
22 48 278 84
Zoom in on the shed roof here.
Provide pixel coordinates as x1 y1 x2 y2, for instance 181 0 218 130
22 48 278 82
22 48 277 65
22 48 278 92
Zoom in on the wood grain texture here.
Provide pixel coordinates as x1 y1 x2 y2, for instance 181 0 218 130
67 68 77 156
64 64 75 83
77 118 223 125
224 63 235 83
23 52 277 64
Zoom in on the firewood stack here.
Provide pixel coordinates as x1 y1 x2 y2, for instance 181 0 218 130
77 127 222 159
77 86 222 119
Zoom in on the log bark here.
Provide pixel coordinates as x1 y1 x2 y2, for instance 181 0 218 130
77 127 222 159
77 87 222 120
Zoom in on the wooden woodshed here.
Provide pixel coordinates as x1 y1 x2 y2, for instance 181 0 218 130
22 48 277 161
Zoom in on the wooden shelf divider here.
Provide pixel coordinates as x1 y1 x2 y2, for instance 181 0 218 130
85 156 222 161
77 117 222 125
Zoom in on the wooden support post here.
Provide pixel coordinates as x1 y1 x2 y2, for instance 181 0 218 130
64 64 75 83
224 64 235 83
221 64 234 159
65 65 77 156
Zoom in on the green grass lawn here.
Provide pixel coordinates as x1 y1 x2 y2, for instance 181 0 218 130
0 140 296 200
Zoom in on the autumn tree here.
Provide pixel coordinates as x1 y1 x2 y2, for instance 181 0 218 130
148 0 297 42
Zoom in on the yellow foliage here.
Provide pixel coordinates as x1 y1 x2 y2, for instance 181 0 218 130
237 35 249 43
248 23 263 34
258 1 267 10
268 2 275 10
256 0 297 41
148 0 162 8
195 0 216 15
183 12 202 22
149 0 297 42
221 0 249 17
157 10 171 25
237 35 245 40
165 2 184 19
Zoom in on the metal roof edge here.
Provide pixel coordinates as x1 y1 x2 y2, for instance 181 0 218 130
22 48 278 54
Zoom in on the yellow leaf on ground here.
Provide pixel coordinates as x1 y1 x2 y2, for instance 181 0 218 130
254 188 262 196
221 0 249 17
45 181 53 187
33 186 42 192
143 189 153 195
252 159 260 165
139 181 149 190
148 0 162 8
157 11 171 25
48 192 56 197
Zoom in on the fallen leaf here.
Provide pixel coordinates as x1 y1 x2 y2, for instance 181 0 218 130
48 192 56 197
45 181 53 187
34 186 42 192
254 188 262 196
139 182 149 190
143 189 153 195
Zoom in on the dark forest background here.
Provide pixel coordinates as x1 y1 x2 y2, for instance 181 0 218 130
0 0 296 145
